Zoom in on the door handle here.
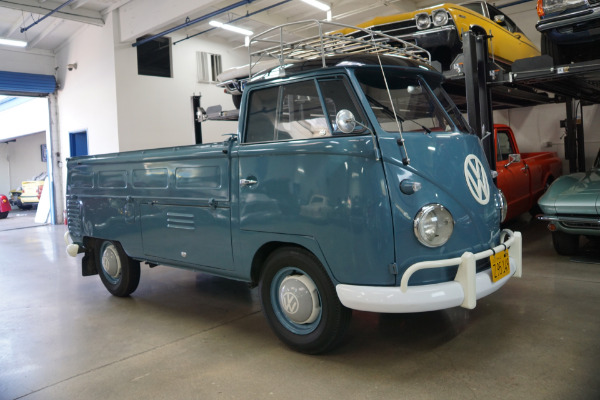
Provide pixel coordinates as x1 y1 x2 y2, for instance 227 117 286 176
240 178 258 186
521 164 529 172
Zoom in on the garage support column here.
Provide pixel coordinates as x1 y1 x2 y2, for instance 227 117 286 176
463 30 495 172
563 97 586 173
46 93 63 225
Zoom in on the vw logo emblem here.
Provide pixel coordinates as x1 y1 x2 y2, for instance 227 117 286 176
281 292 299 315
464 154 490 205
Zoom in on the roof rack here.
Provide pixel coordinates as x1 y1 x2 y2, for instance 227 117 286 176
248 19 431 80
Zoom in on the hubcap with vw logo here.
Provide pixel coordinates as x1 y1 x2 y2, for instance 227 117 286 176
279 274 320 324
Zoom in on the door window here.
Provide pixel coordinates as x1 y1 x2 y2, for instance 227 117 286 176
496 130 516 161
244 77 366 143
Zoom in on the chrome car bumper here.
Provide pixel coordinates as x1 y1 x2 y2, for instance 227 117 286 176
336 230 522 313
536 7 600 32
538 214 600 233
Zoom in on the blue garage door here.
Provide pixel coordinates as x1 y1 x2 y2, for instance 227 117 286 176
0 71 56 96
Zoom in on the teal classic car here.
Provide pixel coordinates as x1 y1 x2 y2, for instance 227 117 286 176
538 148 600 255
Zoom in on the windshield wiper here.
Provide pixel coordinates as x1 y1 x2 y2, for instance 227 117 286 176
366 95 431 134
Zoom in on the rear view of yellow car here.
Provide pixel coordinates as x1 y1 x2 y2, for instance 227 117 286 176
19 180 45 209
350 2 540 70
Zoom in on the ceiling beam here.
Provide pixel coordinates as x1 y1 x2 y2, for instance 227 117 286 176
27 17 63 47
100 0 131 16
2 15 24 37
70 0 92 10
240 2 288 28
0 0 104 26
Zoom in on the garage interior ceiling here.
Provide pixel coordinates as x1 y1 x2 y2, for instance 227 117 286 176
0 0 535 54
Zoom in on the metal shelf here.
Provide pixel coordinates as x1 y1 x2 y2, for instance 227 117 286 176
441 54 600 111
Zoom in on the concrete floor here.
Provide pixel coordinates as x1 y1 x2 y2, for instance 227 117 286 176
1 217 599 400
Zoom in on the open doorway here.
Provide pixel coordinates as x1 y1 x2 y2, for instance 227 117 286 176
0 96 53 229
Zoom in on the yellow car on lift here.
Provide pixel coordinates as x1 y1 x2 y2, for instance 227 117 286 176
347 2 540 71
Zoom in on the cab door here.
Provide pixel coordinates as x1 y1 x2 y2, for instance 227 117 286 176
236 77 395 286
496 128 531 219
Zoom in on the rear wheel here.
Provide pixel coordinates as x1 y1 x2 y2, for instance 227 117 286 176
552 231 579 256
96 240 140 297
259 247 351 354
0 211 7 219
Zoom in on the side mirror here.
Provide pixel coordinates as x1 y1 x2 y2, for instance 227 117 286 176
504 153 521 167
336 109 357 133
494 15 505 24
196 107 207 122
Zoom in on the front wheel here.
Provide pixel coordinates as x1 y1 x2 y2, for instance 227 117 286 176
552 231 579 256
0 211 7 219
259 247 351 354
96 240 140 297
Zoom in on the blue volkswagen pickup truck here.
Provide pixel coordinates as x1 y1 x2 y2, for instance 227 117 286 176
65 21 522 354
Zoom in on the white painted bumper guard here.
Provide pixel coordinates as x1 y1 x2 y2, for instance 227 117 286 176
336 230 522 313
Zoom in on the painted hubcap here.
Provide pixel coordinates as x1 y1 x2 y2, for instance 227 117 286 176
279 274 320 324
101 244 121 281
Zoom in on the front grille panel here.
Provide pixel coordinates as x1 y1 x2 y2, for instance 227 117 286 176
562 221 600 229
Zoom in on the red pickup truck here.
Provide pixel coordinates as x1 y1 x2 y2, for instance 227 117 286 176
495 124 562 221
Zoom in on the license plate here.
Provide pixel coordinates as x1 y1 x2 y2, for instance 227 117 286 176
490 248 510 282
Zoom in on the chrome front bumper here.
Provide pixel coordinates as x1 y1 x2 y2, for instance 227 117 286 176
336 230 522 313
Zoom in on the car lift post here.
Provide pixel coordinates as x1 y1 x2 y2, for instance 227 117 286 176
462 29 495 172
563 97 586 173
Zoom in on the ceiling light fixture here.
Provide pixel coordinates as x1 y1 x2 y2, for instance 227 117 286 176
0 38 27 48
301 0 331 11
209 21 253 36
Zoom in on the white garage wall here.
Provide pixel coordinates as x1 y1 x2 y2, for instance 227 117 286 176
55 13 120 158
0 98 50 195
494 103 600 170
0 48 55 75
0 143 9 195
0 98 49 142
0 132 48 194
113 26 245 151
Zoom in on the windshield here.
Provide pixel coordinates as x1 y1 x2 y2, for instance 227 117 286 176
355 70 469 134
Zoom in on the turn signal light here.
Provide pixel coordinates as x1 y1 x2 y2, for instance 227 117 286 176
547 223 557 232
537 0 545 17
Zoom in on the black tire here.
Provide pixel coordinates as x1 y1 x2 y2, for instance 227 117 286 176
552 231 579 256
0 211 7 219
96 240 141 297
259 247 351 354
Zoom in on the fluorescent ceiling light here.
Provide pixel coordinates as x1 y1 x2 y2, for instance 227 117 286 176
301 0 330 11
209 21 253 36
0 38 27 48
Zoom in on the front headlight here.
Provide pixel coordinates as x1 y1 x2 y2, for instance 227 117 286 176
497 189 508 223
414 204 454 247
432 10 449 26
415 12 431 30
